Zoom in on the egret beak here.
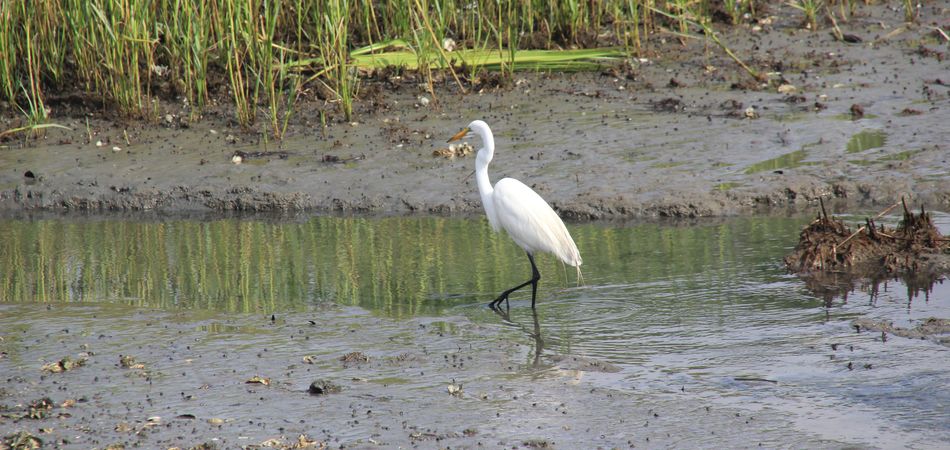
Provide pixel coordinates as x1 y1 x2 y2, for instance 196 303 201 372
447 127 470 143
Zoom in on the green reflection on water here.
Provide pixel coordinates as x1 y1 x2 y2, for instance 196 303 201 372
0 216 809 316
744 149 808 174
845 129 887 154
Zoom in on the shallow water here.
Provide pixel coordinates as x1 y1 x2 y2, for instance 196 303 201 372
1 214 948 448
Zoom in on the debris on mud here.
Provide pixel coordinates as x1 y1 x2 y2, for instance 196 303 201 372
852 317 950 346
1 397 58 421
785 198 950 304
27 397 55 420
308 380 342 396
548 355 621 373
785 199 950 278
118 355 145 370
245 376 271 386
2 431 43 449
320 154 365 164
230 150 294 164
432 142 474 159
522 438 556 448
340 351 369 367
41 356 87 373
850 104 865 120
652 97 684 113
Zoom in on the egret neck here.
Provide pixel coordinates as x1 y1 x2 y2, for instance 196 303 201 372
474 126 499 230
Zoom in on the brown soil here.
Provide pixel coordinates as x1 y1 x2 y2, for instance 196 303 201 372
1 3 948 218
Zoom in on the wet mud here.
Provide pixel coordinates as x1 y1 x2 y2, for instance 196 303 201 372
1 3 948 218
0 304 840 449
853 317 950 345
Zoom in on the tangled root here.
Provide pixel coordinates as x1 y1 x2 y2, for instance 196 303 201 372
785 198 949 276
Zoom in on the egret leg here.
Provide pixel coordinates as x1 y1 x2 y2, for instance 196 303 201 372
490 252 541 309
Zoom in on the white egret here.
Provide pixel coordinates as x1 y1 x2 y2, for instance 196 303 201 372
448 120 582 309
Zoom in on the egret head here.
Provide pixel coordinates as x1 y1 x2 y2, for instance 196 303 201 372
447 120 491 144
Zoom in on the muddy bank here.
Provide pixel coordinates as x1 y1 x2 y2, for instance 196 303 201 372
1 4 947 218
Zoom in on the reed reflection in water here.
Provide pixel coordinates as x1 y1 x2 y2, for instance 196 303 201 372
0 215 812 316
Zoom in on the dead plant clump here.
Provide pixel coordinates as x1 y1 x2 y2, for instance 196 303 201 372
785 199 950 277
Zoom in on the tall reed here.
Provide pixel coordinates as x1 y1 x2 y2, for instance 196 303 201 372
0 4 15 105
165 1 213 120
2 0 850 138
314 0 358 122
222 0 259 129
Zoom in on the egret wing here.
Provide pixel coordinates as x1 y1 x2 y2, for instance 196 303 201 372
491 178 582 267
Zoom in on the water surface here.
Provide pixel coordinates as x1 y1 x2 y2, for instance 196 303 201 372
1 214 948 448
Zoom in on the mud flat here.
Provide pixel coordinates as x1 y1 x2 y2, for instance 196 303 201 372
0 304 899 449
1 4 947 219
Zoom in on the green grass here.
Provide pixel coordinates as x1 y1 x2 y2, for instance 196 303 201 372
0 1 915 139
788 0 824 30
351 46 628 72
